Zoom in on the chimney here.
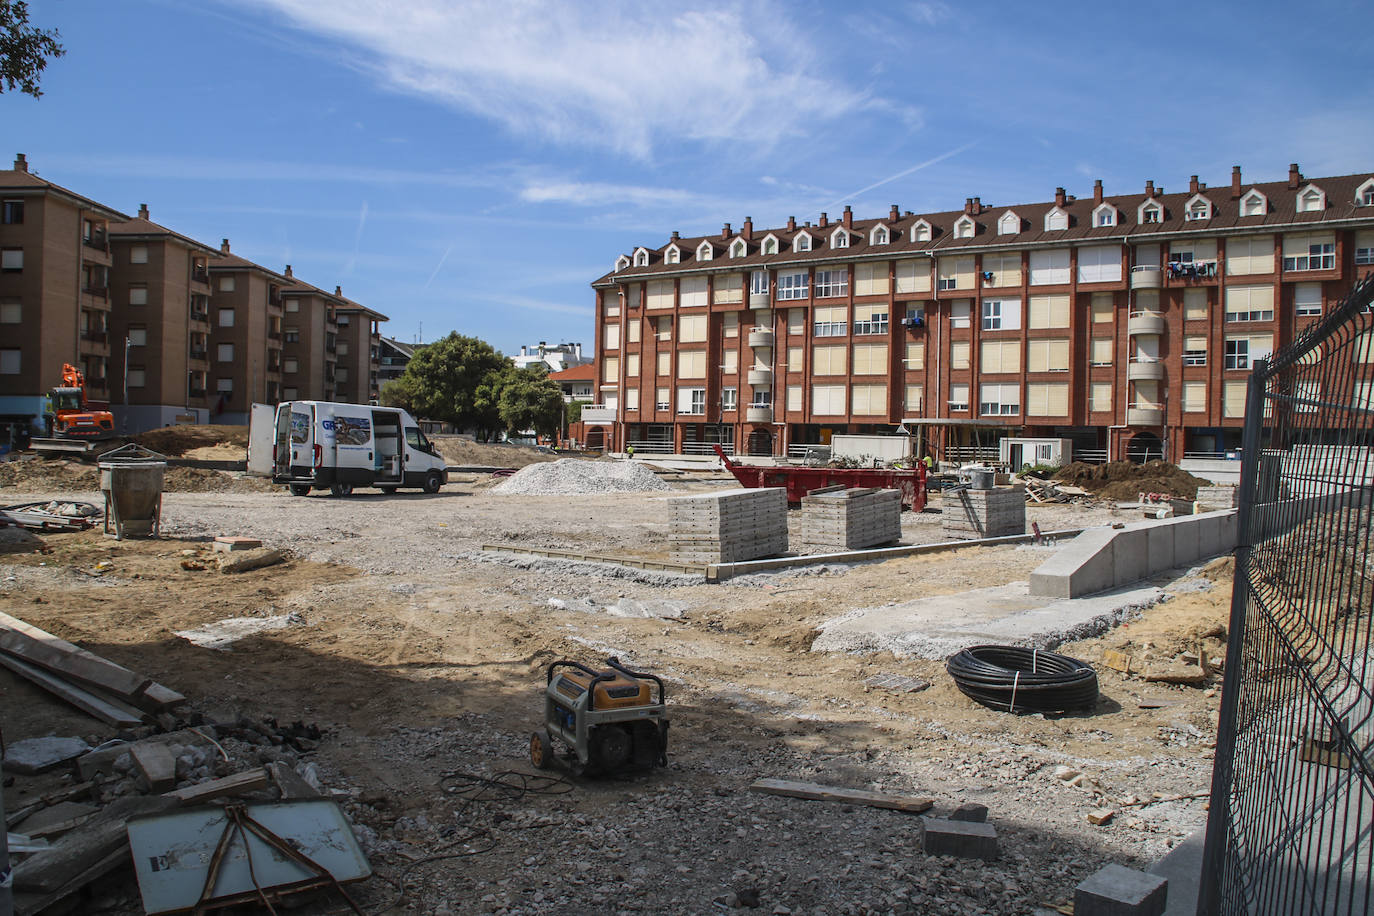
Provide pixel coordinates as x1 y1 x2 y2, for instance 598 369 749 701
1189 175 1199 194
1093 179 1103 204
1289 163 1302 189
842 206 852 229
221 238 231 254
973 196 983 215
1054 187 1066 207
904 210 913 217
742 216 753 241
1231 166 1242 198
138 203 149 220
786 215 796 231
964 198 974 215
890 203 900 221
1145 180 1156 198
13 153 27 172
721 222 731 239
670 230 679 241
818 212 828 228
284 264 293 278
334 285 342 296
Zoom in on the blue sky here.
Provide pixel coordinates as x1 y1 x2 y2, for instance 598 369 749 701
7 0 1372 356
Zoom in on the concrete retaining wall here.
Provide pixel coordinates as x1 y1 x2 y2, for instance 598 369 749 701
1029 510 1238 598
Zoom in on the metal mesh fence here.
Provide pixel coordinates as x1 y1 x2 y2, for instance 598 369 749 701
1200 273 1374 915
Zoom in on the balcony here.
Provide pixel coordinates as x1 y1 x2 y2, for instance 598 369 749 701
83 286 109 301
1127 310 1165 336
81 330 108 344
189 387 207 398
747 327 774 348
1126 404 1164 426
746 366 773 385
82 232 108 253
749 291 770 308
579 405 616 424
1127 358 1165 380
1130 266 1163 289
190 347 207 361
86 375 108 390
191 267 210 284
745 405 773 423
268 330 282 341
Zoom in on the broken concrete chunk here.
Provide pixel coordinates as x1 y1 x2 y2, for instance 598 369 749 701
213 536 263 552
1 736 90 775
920 816 999 861
217 547 286 574
130 742 178 792
1087 807 1116 826
949 803 989 823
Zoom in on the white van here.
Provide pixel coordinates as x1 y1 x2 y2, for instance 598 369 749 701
248 401 449 496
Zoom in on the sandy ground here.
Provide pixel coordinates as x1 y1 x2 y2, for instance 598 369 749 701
0 474 1229 916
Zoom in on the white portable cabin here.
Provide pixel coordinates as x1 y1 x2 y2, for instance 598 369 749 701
247 401 448 496
999 437 1073 469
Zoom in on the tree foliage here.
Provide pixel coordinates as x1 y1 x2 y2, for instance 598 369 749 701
498 366 566 439
1 1 64 98
392 332 508 440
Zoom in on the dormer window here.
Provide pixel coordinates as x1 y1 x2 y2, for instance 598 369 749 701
1240 189 1268 216
831 228 850 249
1185 194 1213 221
911 220 932 243
794 233 812 252
664 245 680 264
1297 184 1326 212
697 241 714 262
1044 207 1068 231
761 234 779 256
730 239 747 258
633 248 649 267
953 215 975 239
870 224 889 245
1139 202 1162 224
1092 203 1117 227
614 254 631 272
997 211 1020 235
1354 179 1374 206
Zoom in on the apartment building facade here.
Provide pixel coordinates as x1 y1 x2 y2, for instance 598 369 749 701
590 164 1374 462
107 204 221 428
0 154 129 426
330 292 387 405
279 269 344 404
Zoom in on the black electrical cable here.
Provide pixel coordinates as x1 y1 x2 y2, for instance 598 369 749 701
946 645 1099 714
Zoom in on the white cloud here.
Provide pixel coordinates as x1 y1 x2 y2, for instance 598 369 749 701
236 0 875 157
518 180 701 208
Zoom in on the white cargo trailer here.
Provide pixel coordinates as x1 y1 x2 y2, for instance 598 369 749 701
247 401 448 496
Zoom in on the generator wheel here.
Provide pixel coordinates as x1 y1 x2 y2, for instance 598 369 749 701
530 729 553 770
590 725 632 772
288 484 310 497
330 483 353 497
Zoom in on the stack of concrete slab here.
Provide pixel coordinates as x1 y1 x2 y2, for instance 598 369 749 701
1196 485 1238 511
800 487 902 550
942 487 1025 540
669 488 788 564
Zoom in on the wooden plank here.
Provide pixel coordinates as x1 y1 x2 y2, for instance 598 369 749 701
13 846 130 916
163 767 270 804
130 743 178 792
0 654 145 727
749 778 934 814
0 629 152 700
13 796 176 893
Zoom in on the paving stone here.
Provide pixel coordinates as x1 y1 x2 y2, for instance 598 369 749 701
1075 864 1168 916
920 816 998 861
2 736 90 774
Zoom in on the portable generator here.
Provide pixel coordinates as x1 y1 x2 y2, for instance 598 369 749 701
530 657 669 776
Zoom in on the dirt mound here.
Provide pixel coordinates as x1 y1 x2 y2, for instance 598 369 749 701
0 457 272 494
431 436 554 469
134 424 248 457
1054 460 1211 500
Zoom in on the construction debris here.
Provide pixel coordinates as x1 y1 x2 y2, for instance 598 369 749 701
1 737 90 775
0 500 100 532
217 546 287 574
750 778 934 814
493 458 670 495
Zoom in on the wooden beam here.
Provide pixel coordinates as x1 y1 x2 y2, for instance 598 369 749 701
163 767 270 804
129 743 178 793
749 778 934 814
0 654 145 728
0 629 151 700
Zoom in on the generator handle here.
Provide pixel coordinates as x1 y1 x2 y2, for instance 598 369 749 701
607 657 666 705
546 660 618 712
547 659 600 684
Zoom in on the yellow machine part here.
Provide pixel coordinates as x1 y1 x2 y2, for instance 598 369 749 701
555 669 652 709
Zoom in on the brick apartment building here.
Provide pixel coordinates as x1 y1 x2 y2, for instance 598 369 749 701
589 163 1374 462
0 154 128 428
0 154 386 436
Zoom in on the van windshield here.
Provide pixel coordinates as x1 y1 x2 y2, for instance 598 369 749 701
405 427 432 452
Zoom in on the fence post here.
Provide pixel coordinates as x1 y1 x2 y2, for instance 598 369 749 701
1197 360 1268 916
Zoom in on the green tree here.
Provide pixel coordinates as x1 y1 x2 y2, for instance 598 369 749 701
498 366 566 440
1 1 65 98
378 374 419 412
566 399 588 425
391 332 509 438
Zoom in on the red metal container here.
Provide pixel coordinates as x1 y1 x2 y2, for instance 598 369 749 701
712 445 926 511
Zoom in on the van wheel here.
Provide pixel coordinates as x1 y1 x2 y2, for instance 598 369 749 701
330 483 353 497
423 471 443 494
379 486 397 495
288 484 311 497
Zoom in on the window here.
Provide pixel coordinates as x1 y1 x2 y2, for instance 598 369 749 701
776 271 808 300
904 304 926 328
284 329 299 343
1223 380 1248 418
904 341 925 369
997 212 1020 235
126 285 147 306
1186 196 1212 221
0 349 19 374
336 314 349 325
615 254 630 272
656 352 670 376
128 327 147 346
794 234 811 252
851 384 886 416
635 249 649 266
285 298 299 312
1026 382 1069 416
1184 288 1209 320
665 247 679 264
980 383 1019 416
786 347 801 371
283 387 298 400
218 308 235 327
950 340 971 369
1 249 22 271
284 358 299 373
982 252 1021 288
216 343 233 362
1027 338 1070 372
982 298 1021 330
1356 230 1374 265
604 324 621 350
1226 236 1274 275
1089 381 1112 413
1225 334 1271 369
626 353 640 377
981 339 1021 373
126 244 149 265
1077 245 1123 283
603 358 620 383
873 227 889 245
715 275 743 305
853 303 888 335
750 388 772 407
679 314 707 343
646 279 674 309
895 259 930 294
948 382 970 411
854 263 888 296
1029 249 1070 285
1225 285 1275 322
852 343 887 375
1297 187 1325 212
1029 294 1069 329
697 242 714 262
678 387 706 415
1241 190 1267 216
950 300 971 329
216 377 233 393
832 230 850 248
938 257 974 291
1182 381 1206 413
128 368 146 388
1282 233 1335 271
812 345 847 376
1 200 22 224
905 384 923 411
788 309 805 335
1184 336 1207 365
761 237 776 256
0 301 19 323
911 221 932 242
1044 208 1068 231
1294 283 1322 317
218 276 235 292
722 387 737 411
656 316 672 341
1093 204 1116 227
814 269 849 298
678 351 706 378
1090 337 1113 366
730 240 746 257
812 385 846 415
1140 203 1162 224
954 216 974 239
813 306 847 338
655 387 670 410
679 276 707 308
1091 293 1114 324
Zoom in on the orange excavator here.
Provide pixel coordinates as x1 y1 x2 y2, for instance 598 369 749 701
43 363 116 440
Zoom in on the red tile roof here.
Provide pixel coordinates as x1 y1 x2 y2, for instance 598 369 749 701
549 363 596 381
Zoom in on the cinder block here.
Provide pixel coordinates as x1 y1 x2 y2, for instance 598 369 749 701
920 816 998 861
1074 863 1167 916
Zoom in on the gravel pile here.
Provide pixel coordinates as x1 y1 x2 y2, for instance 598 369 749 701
493 459 672 495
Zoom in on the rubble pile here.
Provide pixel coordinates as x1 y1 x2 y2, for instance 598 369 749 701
493 458 671 495
1053 460 1210 501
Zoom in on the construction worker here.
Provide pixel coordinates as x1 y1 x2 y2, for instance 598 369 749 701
626 444 635 459
922 453 934 472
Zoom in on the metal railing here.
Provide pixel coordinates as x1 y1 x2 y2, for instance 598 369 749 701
1200 272 1374 915
944 445 1000 462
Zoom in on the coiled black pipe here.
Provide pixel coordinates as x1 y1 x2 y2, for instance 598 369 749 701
946 645 1099 714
